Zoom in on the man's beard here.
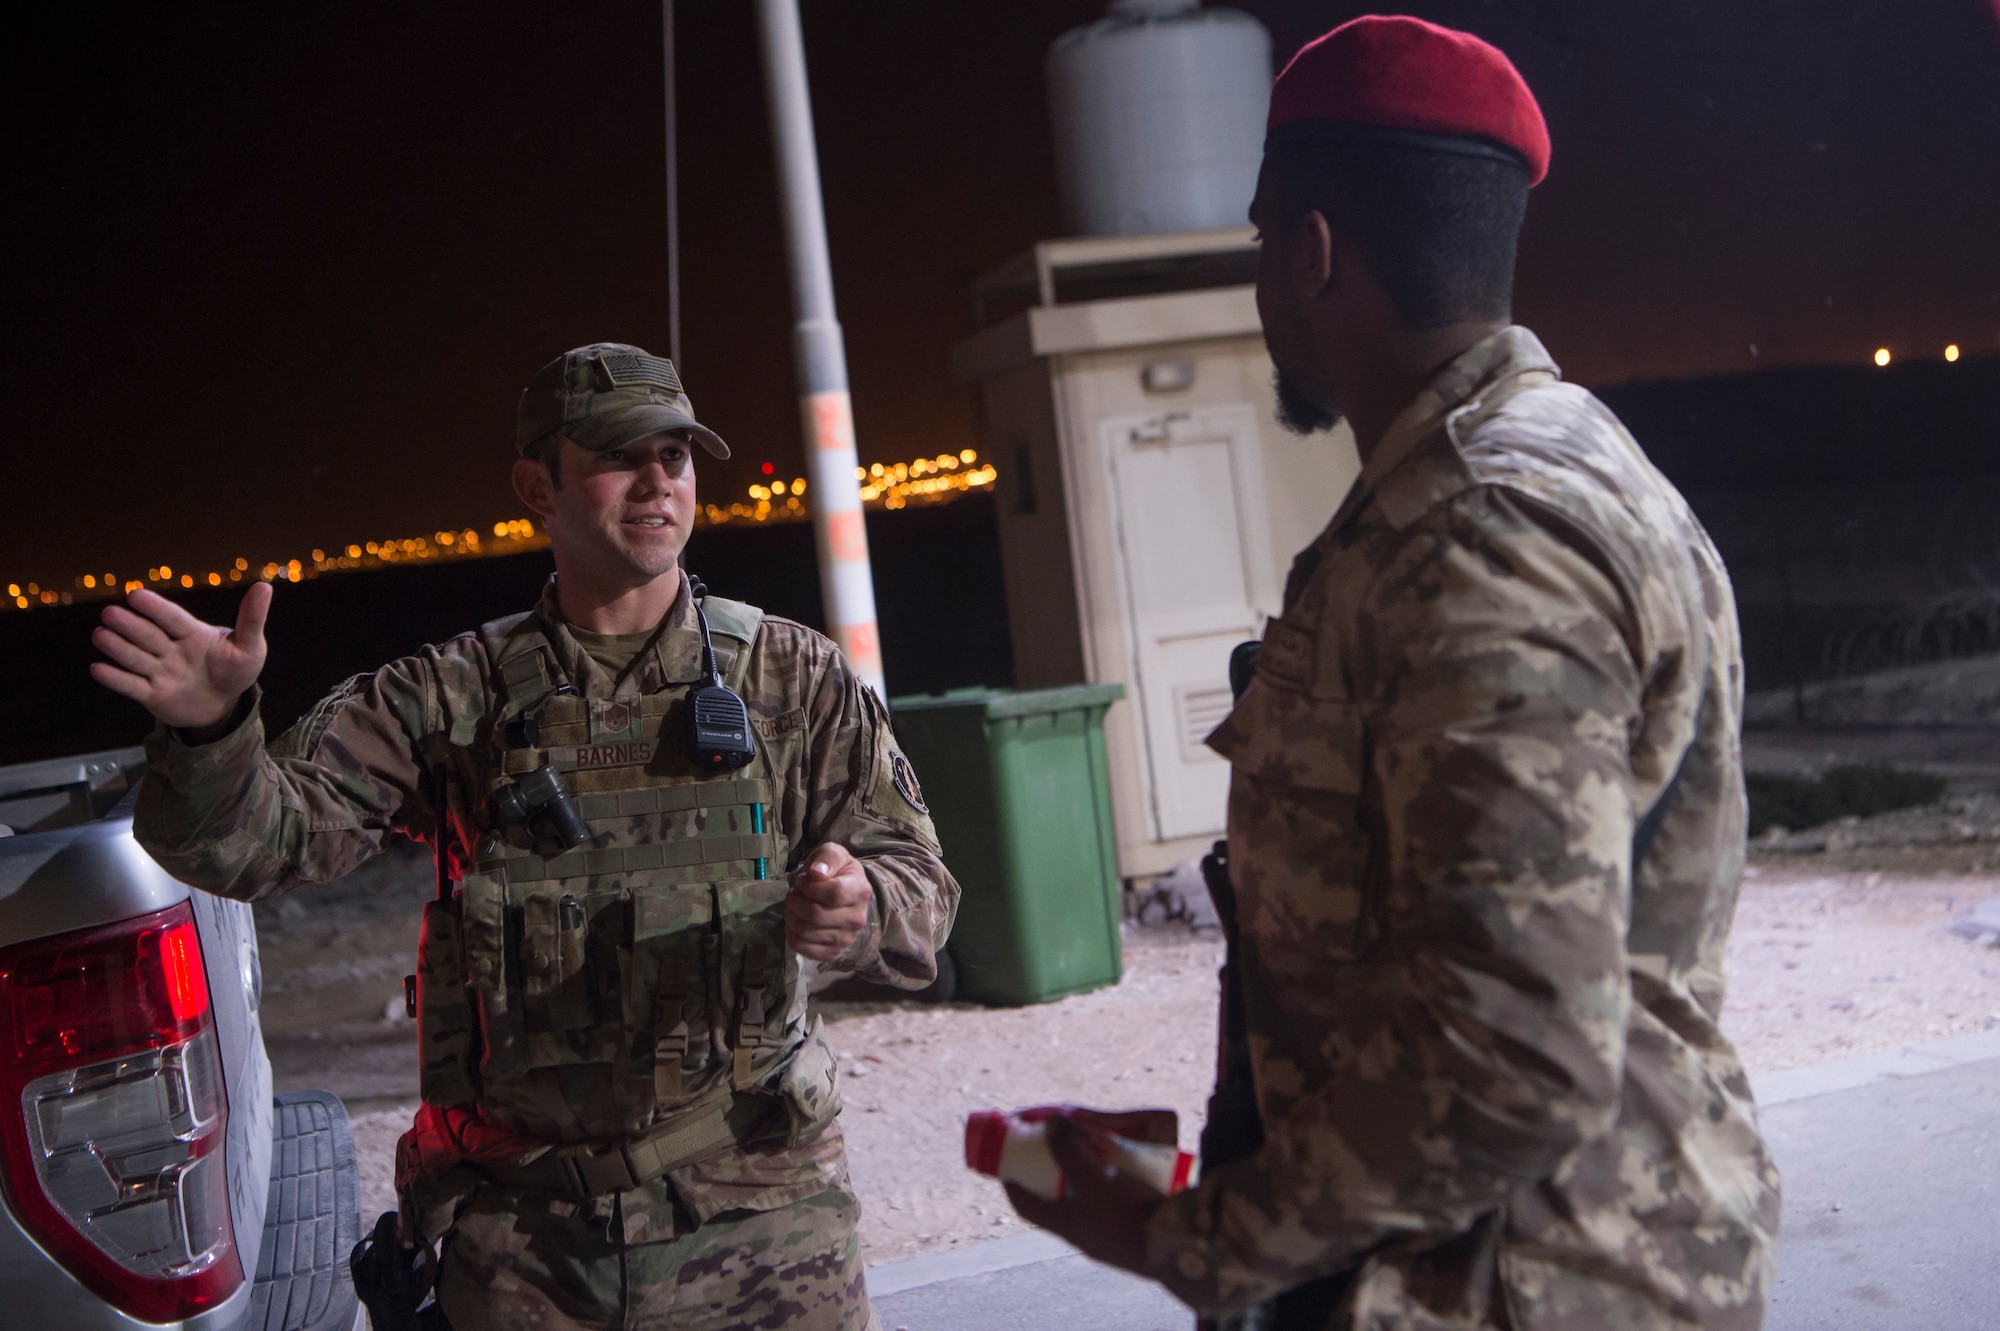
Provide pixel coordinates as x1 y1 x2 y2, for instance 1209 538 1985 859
1273 369 1341 436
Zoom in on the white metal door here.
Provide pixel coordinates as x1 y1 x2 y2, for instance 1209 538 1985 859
1104 404 1271 841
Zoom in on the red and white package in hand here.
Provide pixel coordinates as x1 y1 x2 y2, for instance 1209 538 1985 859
964 1104 1197 1201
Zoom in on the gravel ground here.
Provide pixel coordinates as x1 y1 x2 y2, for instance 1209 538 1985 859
1725 866 2000 1072
338 861 2000 1266
819 929 1223 1264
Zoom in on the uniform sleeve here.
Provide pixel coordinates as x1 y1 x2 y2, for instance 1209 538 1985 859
799 655 960 990
133 656 437 902
1145 487 1646 1314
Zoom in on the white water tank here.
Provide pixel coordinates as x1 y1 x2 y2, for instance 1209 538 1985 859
1046 0 1272 238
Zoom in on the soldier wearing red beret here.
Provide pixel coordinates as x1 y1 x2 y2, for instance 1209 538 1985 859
1009 16 1780 1330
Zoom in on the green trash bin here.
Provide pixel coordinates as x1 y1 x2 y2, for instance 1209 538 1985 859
889 683 1126 1006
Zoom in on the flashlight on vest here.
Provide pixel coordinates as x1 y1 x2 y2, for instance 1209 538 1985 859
687 577 756 770
493 761 592 851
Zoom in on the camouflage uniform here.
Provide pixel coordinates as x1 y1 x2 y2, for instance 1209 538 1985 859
135 574 956 1329
1148 328 1780 1329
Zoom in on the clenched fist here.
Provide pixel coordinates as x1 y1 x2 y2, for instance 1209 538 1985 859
786 842 872 962
90 583 272 730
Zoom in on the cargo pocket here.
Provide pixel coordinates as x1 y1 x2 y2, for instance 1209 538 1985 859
416 896 477 1106
1208 678 1374 959
775 1017 842 1147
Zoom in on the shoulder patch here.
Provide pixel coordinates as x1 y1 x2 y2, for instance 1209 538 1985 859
890 751 928 814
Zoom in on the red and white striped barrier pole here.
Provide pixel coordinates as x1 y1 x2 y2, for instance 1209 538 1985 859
754 0 885 699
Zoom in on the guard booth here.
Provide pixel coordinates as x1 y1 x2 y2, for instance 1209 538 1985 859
951 225 1360 880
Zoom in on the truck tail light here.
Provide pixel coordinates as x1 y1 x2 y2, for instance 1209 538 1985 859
0 901 242 1322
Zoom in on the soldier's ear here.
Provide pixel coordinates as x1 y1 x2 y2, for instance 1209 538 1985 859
1295 208 1340 300
1320 227 1403 334
513 455 557 519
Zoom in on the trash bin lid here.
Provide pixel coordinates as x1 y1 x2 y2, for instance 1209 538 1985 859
889 682 1124 720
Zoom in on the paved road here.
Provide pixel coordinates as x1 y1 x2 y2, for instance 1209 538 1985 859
1761 1055 1997 1329
874 1246 1187 1331
869 1035 2000 1330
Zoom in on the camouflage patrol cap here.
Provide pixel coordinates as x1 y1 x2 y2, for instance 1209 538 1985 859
516 343 730 460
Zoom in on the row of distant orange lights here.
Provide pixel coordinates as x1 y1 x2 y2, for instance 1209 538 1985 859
4 449 997 613
704 448 994 525
1874 343 1967 367
5 524 544 611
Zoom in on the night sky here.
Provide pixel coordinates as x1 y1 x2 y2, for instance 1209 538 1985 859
6 1 1998 586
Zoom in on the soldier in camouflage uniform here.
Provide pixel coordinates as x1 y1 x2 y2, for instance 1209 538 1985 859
1008 19 1780 1330
94 342 958 1329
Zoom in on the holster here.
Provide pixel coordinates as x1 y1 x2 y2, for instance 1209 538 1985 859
1197 637 1358 1330
349 1210 447 1331
1197 839 1272 1331
1196 842 1345 1331
1198 840 1263 1175
395 1108 525 1247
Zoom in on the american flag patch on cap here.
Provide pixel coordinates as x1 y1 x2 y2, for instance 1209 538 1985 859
596 352 683 395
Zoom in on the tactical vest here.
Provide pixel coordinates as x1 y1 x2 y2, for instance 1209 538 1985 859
414 598 808 1145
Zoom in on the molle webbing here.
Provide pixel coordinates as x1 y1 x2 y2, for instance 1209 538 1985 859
654 991 692 1100
734 977 776 1089
438 595 792 1142
499 650 554 709
494 834 770 884
478 612 556 720
528 693 676 748
572 778 770 821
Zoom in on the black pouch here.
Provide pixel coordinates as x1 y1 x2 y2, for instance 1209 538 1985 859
350 1210 448 1330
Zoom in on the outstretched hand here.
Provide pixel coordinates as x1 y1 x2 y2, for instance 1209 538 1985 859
1004 1113 1166 1277
90 583 272 730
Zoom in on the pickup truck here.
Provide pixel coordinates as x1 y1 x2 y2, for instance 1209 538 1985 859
0 746 364 1330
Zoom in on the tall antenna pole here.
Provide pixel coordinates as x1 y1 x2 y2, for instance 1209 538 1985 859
753 0 885 698
662 0 682 367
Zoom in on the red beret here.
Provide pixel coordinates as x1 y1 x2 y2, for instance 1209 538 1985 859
1267 15 1550 187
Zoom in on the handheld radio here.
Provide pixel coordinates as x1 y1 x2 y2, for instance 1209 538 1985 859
685 576 757 769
